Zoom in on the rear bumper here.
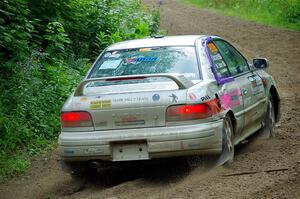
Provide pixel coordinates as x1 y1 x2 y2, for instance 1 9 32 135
58 120 223 161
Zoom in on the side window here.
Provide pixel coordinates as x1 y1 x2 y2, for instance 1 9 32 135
207 42 230 78
214 40 249 76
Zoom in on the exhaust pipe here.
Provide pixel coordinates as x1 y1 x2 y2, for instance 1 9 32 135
90 161 101 169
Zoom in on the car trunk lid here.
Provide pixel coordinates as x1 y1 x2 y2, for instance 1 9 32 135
71 74 193 130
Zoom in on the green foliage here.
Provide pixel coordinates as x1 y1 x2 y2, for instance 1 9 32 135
0 0 159 180
0 53 81 153
0 0 35 65
0 154 29 182
185 0 300 31
44 22 71 58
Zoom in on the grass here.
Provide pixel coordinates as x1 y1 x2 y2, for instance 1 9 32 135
183 0 300 31
0 155 29 183
0 141 57 183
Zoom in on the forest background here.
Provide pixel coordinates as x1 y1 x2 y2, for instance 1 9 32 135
0 0 159 181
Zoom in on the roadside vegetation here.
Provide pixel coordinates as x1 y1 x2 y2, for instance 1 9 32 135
184 0 300 31
0 0 159 182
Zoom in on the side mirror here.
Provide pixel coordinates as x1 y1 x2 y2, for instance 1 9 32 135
253 58 269 69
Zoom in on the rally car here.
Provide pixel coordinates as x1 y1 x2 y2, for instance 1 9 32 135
59 35 280 174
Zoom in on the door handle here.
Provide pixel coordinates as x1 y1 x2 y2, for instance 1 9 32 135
241 88 248 96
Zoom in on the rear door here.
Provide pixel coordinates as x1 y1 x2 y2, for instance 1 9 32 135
206 40 251 137
213 39 263 135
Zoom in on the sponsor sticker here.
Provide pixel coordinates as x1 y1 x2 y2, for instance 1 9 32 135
152 94 160 101
248 75 265 97
208 43 218 53
112 97 149 103
212 53 222 61
90 100 112 109
80 97 88 101
200 95 211 101
169 93 178 103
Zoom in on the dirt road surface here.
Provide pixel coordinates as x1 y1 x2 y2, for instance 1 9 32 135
1 0 300 198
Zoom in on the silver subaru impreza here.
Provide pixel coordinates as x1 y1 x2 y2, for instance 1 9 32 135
59 35 280 174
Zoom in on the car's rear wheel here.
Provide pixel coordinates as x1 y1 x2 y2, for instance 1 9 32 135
219 115 234 164
260 94 276 138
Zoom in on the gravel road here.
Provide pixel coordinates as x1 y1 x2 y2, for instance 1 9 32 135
1 0 299 198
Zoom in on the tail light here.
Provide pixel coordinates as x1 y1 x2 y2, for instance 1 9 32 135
166 98 221 122
61 111 93 128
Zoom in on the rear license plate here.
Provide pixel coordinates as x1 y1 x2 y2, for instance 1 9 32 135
112 142 149 161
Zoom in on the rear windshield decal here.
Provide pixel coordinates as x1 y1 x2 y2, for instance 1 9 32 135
139 48 152 52
100 60 122 69
127 57 158 63
89 46 200 80
104 51 120 58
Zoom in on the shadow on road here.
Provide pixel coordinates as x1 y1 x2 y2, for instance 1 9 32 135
83 157 194 187
64 130 270 197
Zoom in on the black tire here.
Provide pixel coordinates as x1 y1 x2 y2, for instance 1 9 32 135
219 115 234 164
260 94 276 138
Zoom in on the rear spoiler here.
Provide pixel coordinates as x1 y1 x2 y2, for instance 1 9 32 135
74 73 194 96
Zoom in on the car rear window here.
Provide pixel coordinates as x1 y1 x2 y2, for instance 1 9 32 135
89 46 200 80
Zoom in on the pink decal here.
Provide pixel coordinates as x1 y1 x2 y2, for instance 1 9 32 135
220 93 232 109
220 89 241 109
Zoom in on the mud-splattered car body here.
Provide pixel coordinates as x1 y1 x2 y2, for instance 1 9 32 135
59 35 280 166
